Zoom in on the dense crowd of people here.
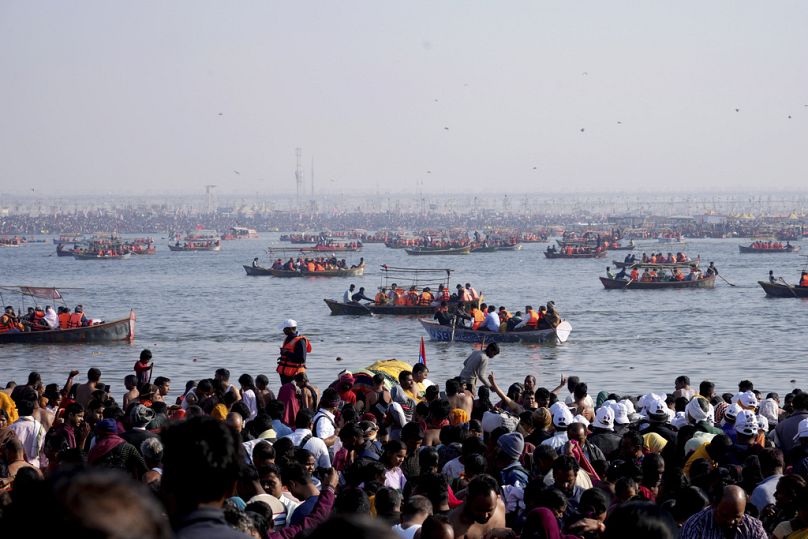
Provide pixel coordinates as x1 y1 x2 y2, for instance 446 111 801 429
3 346 808 539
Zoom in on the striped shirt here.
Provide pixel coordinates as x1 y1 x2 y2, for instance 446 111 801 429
680 507 766 539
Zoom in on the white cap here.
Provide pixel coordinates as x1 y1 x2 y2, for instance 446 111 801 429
593 406 615 430
736 391 759 410
278 319 297 331
611 401 630 424
755 414 769 433
573 414 590 427
671 411 688 429
793 418 808 441
621 398 636 415
550 402 574 428
724 403 743 421
648 398 669 420
734 409 759 436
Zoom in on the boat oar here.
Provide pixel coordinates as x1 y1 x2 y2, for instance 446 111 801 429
623 278 634 290
717 274 737 287
778 277 799 298
450 316 456 343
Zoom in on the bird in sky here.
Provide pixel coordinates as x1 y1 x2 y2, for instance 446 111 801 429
233 170 240 175
580 128 585 132
218 112 223 116
735 108 740 112
617 121 622 124
788 115 792 119
426 170 432 174
532 166 537 170
444 126 449 130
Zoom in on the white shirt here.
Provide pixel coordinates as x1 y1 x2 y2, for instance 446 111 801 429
343 289 353 303
393 524 421 539
8 416 45 468
482 312 501 332
241 389 258 420
282 428 331 468
541 431 569 451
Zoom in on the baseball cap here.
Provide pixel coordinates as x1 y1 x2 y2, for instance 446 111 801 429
592 406 615 430
724 403 742 421
793 418 808 441
550 402 574 428
610 402 630 425
736 391 759 410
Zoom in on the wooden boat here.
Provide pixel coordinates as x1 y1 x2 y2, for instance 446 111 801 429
0 310 136 344
544 250 606 259
599 275 716 289
613 259 699 270
56 244 78 257
758 281 808 298
470 245 498 253
53 234 83 245
221 226 259 240
405 246 471 256
72 252 131 260
419 319 572 344
739 244 800 254
609 241 636 251
497 243 523 251
168 241 221 252
300 242 362 252
245 263 365 277
324 298 444 316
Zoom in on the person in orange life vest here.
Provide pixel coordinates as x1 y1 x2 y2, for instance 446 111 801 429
456 284 471 304
0 306 24 333
68 305 88 328
435 284 450 305
498 307 511 324
306 260 316 272
419 287 434 306
800 271 808 287
648 269 658 280
29 306 49 331
674 269 685 281
630 267 640 281
515 305 539 330
276 319 312 385
406 286 419 306
374 287 389 305
57 306 71 329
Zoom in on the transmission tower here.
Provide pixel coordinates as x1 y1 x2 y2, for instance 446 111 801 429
204 185 216 213
295 147 303 209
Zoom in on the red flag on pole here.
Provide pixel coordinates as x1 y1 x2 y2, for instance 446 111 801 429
418 336 426 366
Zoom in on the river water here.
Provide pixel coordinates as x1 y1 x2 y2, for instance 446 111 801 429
1 235 806 401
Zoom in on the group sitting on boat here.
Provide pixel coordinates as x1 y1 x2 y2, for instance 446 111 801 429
547 244 603 255
624 252 690 265
268 256 356 272
0 304 90 333
609 265 704 282
437 300 562 332
751 241 791 250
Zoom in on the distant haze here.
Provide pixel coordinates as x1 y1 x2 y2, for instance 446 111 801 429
1 1 807 196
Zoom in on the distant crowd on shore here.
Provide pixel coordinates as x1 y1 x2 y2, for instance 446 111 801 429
2 351 808 539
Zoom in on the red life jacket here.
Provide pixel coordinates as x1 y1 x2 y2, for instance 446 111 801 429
58 313 71 329
439 289 450 302
525 310 539 328
276 335 311 377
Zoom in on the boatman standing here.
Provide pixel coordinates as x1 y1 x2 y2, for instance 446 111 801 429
276 319 312 385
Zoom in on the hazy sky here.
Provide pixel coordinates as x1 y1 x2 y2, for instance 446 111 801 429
2 2 807 196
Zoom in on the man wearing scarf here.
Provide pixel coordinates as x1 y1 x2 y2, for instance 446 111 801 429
87 418 146 479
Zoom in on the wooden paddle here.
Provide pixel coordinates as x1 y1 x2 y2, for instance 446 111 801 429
717 273 737 287
623 278 635 290
778 277 799 298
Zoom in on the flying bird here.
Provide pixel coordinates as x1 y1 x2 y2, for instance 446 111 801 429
735 108 740 112
788 115 792 119
233 170 240 175
426 170 432 174
580 128 585 132
532 166 537 170
617 121 622 124
444 126 449 130
582 72 588 76
218 112 223 116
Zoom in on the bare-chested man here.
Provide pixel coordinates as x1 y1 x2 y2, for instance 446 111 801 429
446 379 473 417
449 475 509 539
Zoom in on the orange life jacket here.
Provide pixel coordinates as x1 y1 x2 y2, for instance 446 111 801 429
0 314 18 333
393 291 407 306
276 335 312 377
407 291 419 305
800 276 808 287
68 313 84 328
419 292 434 306
307 262 315 272
439 289 450 302
58 312 70 329
375 292 388 304
499 310 510 322
525 309 539 328
471 308 485 330
630 269 639 280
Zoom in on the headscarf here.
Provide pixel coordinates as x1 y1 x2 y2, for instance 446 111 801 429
596 390 610 409
533 407 552 431
642 432 668 454
44 307 58 329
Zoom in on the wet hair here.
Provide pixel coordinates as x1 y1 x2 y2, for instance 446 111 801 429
428 399 451 422
425 385 440 402
739 380 754 392
398 370 413 384
573 383 588 401
238 374 256 391
467 473 499 500
675 376 690 386
16 399 35 416
412 363 428 377
255 374 269 389
87 368 102 382
553 455 580 475
445 379 461 397
699 380 714 396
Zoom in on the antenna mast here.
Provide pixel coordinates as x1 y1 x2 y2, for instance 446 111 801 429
295 147 303 209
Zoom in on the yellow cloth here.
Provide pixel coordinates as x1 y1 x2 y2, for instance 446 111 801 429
211 403 228 421
642 432 668 454
786 528 808 539
683 442 712 477
0 391 18 423
449 408 469 426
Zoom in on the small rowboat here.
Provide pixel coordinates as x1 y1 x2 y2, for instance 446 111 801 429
0 310 136 344
244 263 365 277
758 281 808 298
168 242 221 252
323 299 449 316
419 319 572 344
613 259 698 270
739 244 800 254
405 246 472 256
300 242 362 252
544 250 606 259
72 252 131 260
608 241 636 251
599 275 716 289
